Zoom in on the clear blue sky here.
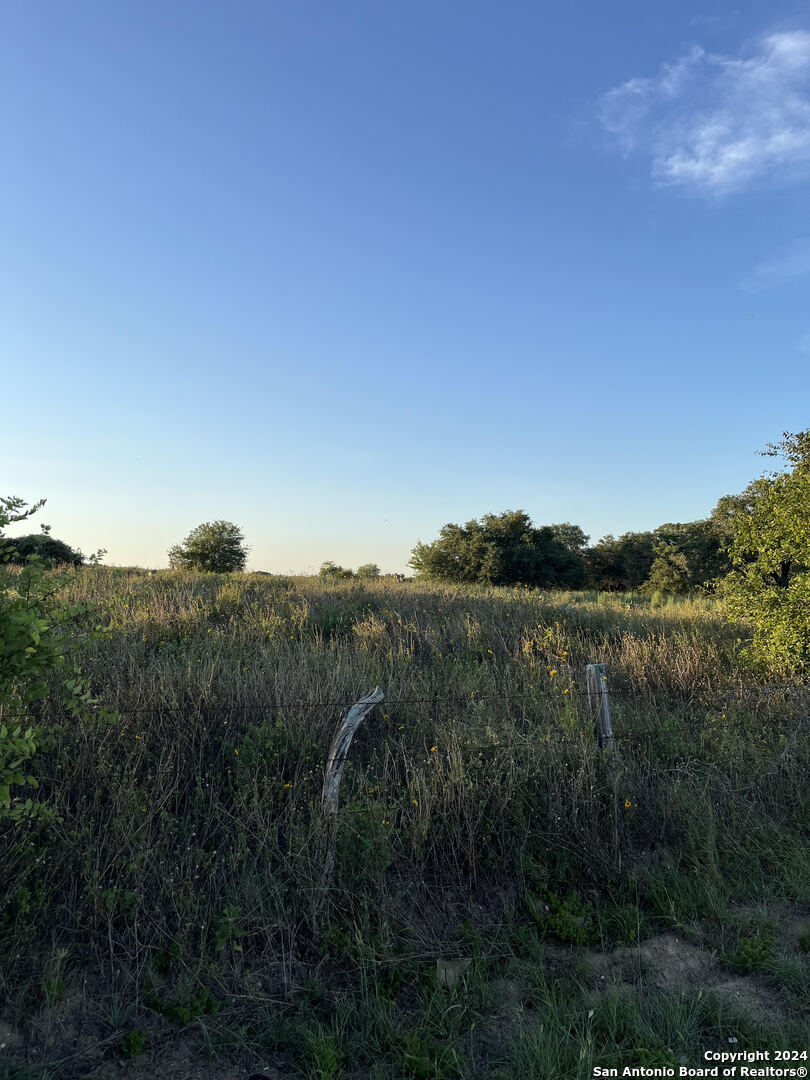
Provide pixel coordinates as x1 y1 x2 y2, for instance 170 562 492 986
3 1 809 572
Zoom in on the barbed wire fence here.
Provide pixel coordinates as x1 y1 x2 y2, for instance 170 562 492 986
3 671 809 751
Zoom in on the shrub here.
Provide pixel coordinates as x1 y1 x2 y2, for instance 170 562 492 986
1 534 83 567
0 496 108 821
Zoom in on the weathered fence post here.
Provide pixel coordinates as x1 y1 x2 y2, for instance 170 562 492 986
586 663 614 751
318 686 385 902
586 663 620 868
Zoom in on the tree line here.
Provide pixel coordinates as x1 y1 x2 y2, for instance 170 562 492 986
3 432 808 674
408 503 741 594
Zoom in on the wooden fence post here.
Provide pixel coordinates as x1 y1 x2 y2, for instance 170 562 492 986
586 663 614 751
586 663 620 867
318 686 385 900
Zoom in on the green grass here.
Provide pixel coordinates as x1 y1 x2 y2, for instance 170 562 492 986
1 568 808 1075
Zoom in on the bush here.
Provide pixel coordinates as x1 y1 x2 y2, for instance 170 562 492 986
168 521 248 573
0 496 108 821
2 533 83 567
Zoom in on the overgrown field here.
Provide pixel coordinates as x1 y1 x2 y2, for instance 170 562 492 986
2 569 809 1078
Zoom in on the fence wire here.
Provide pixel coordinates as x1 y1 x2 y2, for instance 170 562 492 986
3 680 809 755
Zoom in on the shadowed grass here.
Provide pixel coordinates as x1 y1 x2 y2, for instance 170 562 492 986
1 568 808 1075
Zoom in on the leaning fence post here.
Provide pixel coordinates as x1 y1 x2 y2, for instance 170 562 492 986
318 686 385 904
586 663 614 751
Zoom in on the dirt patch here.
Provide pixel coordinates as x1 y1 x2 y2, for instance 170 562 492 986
5 915 806 1078
729 899 810 951
581 932 793 1024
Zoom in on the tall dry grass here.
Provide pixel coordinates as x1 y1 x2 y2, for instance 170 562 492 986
1 568 808 1070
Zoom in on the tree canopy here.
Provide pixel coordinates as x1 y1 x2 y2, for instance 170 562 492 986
586 517 732 594
585 532 657 591
409 510 587 587
319 561 355 580
721 431 810 674
168 521 248 573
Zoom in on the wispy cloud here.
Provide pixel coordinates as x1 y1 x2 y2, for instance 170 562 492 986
740 238 810 292
600 30 810 194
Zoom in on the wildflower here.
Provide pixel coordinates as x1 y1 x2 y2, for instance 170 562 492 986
563 688 569 695
382 819 389 825
234 749 239 756
624 799 632 809
549 669 557 677
429 746 437 752
412 799 418 805
487 649 493 654
283 782 291 789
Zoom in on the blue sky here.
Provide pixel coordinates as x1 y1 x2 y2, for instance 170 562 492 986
3 1 809 572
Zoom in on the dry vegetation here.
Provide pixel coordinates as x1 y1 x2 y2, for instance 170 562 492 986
1 568 809 1078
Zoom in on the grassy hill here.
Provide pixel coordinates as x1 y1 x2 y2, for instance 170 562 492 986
1 569 808 1078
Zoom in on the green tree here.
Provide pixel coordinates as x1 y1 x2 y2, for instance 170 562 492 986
356 563 381 580
642 544 691 595
0 496 109 821
642 518 731 595
550 523 589 556
319 561 355 580
168 521 248 573
586 532 657 590
409 510 587 587
722 431 810 675
2 533 83 567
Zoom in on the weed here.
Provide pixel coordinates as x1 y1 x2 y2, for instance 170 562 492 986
119 1028 145 1059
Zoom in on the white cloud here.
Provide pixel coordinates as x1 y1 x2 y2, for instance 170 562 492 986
600 30 810 194
740 237 810 292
